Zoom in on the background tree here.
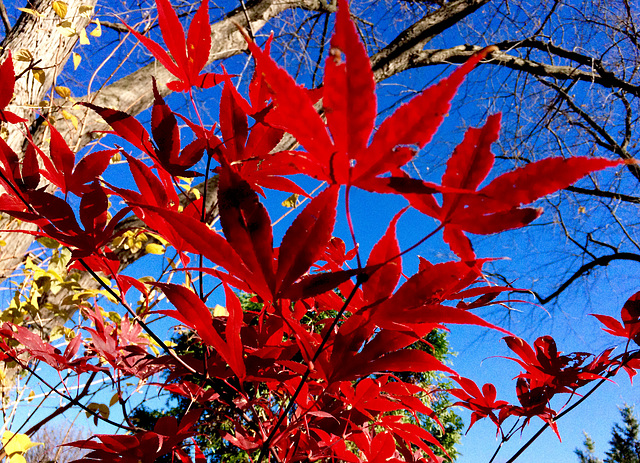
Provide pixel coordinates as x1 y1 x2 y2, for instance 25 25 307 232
24 423 89 463
576 405 640 463
576 434 604 463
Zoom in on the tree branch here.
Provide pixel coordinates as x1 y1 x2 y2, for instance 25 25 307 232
533 252 640 305
395 44 640 97
370 0 490 81
0 0 11 36
565 186 640 204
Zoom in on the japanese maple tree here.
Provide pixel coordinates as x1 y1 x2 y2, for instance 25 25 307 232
0 1 637 463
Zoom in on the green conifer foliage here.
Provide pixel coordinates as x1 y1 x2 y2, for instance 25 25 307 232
576 406 640 463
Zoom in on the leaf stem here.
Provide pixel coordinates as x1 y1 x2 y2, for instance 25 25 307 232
0 348 134 432
78 258 199 376
503 350 639 463
256 275 366 463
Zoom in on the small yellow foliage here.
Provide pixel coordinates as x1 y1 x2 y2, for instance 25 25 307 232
145 243 165 255
79 28 90 45
54 86 71 98
212 304 229 317
78 5 93 17
37 237 61 249
146 232 169 246
2 431 43 463
56 21 76 37
17 8 42 17
14 49 33 62
90 20 102 37
72 52 81 70
282 193 299 208
85 403 110 425
52 1 67 18
61 110 78 130
31 69 45 85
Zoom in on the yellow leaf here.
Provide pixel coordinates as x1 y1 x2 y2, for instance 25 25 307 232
0 240 6 247
17 8 42 17
109 392 120 407
145 243 164 255
78 5 93 17
78 28 90 45
36 237 60 249
15 49 33 62
50 325 65 341
31 69 45 85
90 19 102 37
63 327 76 341
72 52 81 70
281 193 299 208
8 454 26 463
110 151 122 163
52 1 67 18
146 232 169 246
56 21 76 37
54 86 71 98
61 110 78 129
2 432 42 457
99 404 110 419
212 304 229 317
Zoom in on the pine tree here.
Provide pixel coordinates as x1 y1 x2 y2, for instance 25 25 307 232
576 406 640 463
605 406 640 463
576 434 604 463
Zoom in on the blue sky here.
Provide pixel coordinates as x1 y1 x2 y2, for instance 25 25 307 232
3 0 640 462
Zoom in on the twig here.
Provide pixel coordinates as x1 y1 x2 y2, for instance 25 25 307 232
0 0 10 36
256 276 368 463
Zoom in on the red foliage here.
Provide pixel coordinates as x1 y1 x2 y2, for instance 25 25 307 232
0 0 635 462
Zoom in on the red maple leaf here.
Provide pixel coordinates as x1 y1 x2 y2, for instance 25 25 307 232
123 0 225 92
0 52 27 123
593 290 640 345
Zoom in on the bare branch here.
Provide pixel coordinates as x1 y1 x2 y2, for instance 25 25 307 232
533 252 640 305
565 186 640 204
370 0 490 80
401 45 640 96
0 0 10 36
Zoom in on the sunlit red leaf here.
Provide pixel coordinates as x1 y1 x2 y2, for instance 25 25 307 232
362 208 404 305
218 167 275 300
0 52 27 123
81 103 155 156
353 47 496 182
324 0 375 161
154 283 245 378
276 186 339 295
468 157 623 214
